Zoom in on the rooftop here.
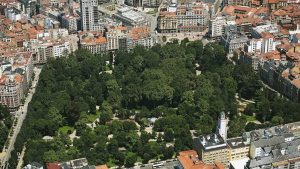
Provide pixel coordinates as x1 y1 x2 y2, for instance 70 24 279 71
248 139 300 168
194 134 228 151
226 137 249 149
230 158 250 169
177 150 225 169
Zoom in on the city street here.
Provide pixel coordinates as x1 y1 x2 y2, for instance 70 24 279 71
0 67 42 169
136 160 179 169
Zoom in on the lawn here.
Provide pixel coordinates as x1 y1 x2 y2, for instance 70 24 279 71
86 110 100 123
243 115 256 122
107 158 116 167
146 11 155 14
58 126 74 134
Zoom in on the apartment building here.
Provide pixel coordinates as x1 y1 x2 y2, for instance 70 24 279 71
238 122 300 168
176 3 209 32
106 26 128 51
21 28 78 63
246 139 300 169
4 6 24 21
79 25 157 53
221 24 248 53
227 137 249 161
80 33 107 54
193 134 230 166
61 14 80 32
222 5 269 36
272 5 300 29
157 11 178 33
157 2 210 33
80 0 103 31
142 0 161 7
246 34 277 54
127 27 157 50
251 23 279 38
0 52 33 110
209 16 226 39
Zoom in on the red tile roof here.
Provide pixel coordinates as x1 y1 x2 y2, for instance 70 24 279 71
47 162 61 169
177 150 225 169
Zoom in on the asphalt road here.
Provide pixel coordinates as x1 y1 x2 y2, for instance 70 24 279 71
134 160 179 169
0 67 42 169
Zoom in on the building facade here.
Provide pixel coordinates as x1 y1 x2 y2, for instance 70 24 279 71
193 134 230 166
209 16 226 39
80 0 102 31
221 24 248 53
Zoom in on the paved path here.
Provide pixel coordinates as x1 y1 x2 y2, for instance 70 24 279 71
0 67 42 169
16 146 26 169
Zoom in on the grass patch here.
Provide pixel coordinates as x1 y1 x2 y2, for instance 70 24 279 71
146 11 155 14
107 158 116 167
58 126 74 134
86 110 100 123
137 156 143 163
244 115 256 122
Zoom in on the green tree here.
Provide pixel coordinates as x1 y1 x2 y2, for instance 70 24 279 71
162 146 174 159
228 116 247 138
142 69 174 107
43 150 58 163
125 152 137 167
271 116 284 125
106 79 122 108
0 124 8 150
163 128 174 142
196 114 214 135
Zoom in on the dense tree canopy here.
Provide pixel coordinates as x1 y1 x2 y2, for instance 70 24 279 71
0 104 11 150
8 39 300 169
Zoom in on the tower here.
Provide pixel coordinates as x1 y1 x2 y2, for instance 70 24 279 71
217 111 229 140
80 0 101 31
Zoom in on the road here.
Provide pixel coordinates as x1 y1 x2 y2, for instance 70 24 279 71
145 0 166 32
0 67 42 169
137 160 179 169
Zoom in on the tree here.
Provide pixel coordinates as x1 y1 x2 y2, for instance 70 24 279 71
0 124 8 150
162 146 174 159
105 79 122 108
245 122 261 131
157 133 163 143
125 152 137 167
163 128 174 142
43 150 58 163
99 112 112 125
233 64 262 100
140 131 151 144
123 121 137 131
228 116 247 138
271 116 284 125
194 75 214 113
0 104 10 121
115 152 125 166
142 69 174 107
196 114 214 135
